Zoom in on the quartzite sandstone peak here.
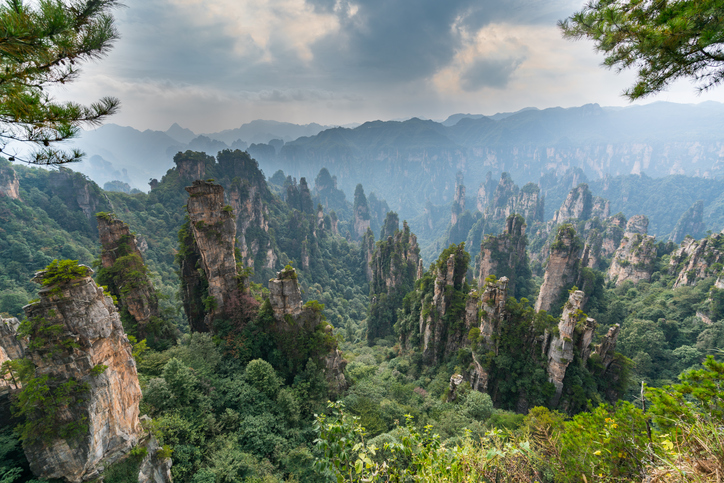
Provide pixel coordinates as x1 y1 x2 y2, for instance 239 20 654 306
97 213 159 329
670 233 724 287
0 161 21 200
607 216 657 286
21 265 143 482
553 184 609 225
670 200 706 244
185 180 243 328
535 225 583 313
478 214 528 296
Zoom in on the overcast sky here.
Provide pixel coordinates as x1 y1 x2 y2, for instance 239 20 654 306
54 0 724 133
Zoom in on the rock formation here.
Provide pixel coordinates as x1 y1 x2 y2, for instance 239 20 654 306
471 277 509 391
20 264 143 482
175 150 212 181
0 161 21 200
552 184 609 224
185 180 243 329
451 176 465 226
670 200 706 244
361 228 375 282
607 217 657 286
367 219 421 342
547 290 592 406
669 233 724 287
593 324 621 371
0 317 25 394
478 214 528 296
535 225 583 313
353 184 371 239
481 174 544 223
268 267 347 393
96 213 159 331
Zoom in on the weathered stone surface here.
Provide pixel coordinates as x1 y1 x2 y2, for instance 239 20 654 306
0 317 25 394
353 185 372 239
175 152 207 181
480 174 544 223
451 179 465 226
473 277 509 391
670 234 724 287
97 214 159 329
447 373 465 402
22 267 143 482
625 215 649 235
547 290 587 406
137 433 173 483
267 268 347 392
553 184 608 224
593 324 621 370
607 228 657 286
185 180 242 327
0 162 21 200
268 267 303 316
361 228 375 282
535 225 582 313
478 214 528 295
670 201 706 243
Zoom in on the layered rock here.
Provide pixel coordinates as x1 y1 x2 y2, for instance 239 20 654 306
97 213 159 329
0 317 25 394
607 220 657 285
482 174 544 223
552 184 609 224
0 161 21 200
471 277 509 391
268 267 347 393
547 291 591 406
361 228 375 282
593 324 621 371
353 184 371 239
175 150 212 181
669 234 724 287
670 200 706 244
535 225 583 313
367 219 421 342
477 214 528 296
185 180 243 328
21 265 143 482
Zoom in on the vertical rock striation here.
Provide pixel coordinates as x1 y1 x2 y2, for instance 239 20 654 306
669 233 724 287
96 213 159 330
535 225 583 313
607 216 657 286
21 264 143 482
552 184 609 224
478 214 529 296
353 184 371 239
670 200 706 244
0 161 21 200
185 180 243 328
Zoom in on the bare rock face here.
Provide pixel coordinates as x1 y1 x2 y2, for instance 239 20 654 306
0 162 21 200
267 267 347 393
472 277 509 391
451 179 465 226
353 184 372 239
593 324 621 370
670 201 706 243
478 214 528 296
515 183 545 223
625 215 649 235
97 213 159 328
137 430 173 483
186 180 242 327
547 290 588 406
361 228 375 282
535 225 583 313
22 266 143 482
607 227 657 286
670 234 724 287
268 266 303 316
175 150 209 181
553 184 608 224
0 317 25 394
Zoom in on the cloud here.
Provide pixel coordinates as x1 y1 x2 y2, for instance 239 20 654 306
459 57 524 90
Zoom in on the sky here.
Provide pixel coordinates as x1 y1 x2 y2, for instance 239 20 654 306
54 0 724 133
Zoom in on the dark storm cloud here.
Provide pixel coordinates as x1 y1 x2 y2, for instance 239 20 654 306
460 57 525 91
306 0 580 84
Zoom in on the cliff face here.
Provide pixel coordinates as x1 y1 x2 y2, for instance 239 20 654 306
0 162 21 200
670 200 706 243
546 291 595 406
268 267 347 393
481 174 544 223
175 150 211 181
185 180 243 328
97 213 159 329
553 184 609 224
451 179 465 226
607 217 657 286
21 265 143 482
367 220 421 342
472 277 509 391
670 234 724 287
478 214 528 297
0 317 25 395
535 225 583 313
361 228 375 282
353 184 372 239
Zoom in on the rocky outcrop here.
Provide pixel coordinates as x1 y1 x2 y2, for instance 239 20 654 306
97 213 159 329
535 225 583 313
353 184 371 239
0 317 25 394
268 267 347 393
185 180 243 328
669 234 724 287
547 291 591 406
552 184 609 224
175 150 212 181
361 228 375 282
593 324 621 371
0 161 21 200
471 277 509 391
451 177 465 226
367 220 421 342
481 174 544 223
285 177 314 214
21 264 143 482
607 221 657 285
670 200 706 244
478 214 528 296
137 433 173 483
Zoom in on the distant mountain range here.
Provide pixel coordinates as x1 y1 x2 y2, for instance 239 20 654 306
67 102 724 222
